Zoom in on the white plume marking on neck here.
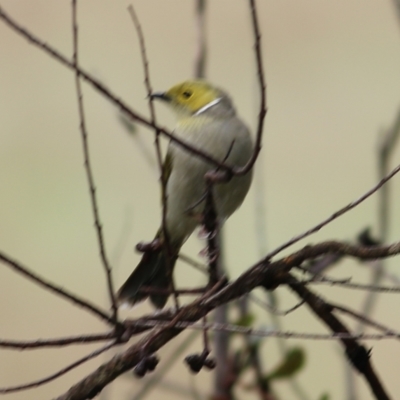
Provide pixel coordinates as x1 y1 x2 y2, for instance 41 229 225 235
194 97 222 116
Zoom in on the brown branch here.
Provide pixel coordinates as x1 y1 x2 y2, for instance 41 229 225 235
127 4 179 308
54 238 400 399
250 294 306 316
0 341 115 394
0 250 113 324
287 276 391 400
332 303 400 340
234 0 267 176
193 0 207 78
0 5 234 174
55 281 225 400
265 161 400 260
129 318 400 341
55 328 183 400
72 0 118 323
304 275 400 293
357 107 400 319
0 332 114 349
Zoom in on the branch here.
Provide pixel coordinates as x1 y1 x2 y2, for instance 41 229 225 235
193 0 207 78
127 4 179 308
287 276 391 400
0 332 114 349
235 0 267 176
0 250 113 324
72 0 118 323
0 341 115 394
265 161 400 260
304 275 400 293
128 318 400 341
332 303 400 340
54 238 400 399
0 5 234 174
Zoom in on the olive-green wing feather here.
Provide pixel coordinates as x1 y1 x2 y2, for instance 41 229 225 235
161 147 173 187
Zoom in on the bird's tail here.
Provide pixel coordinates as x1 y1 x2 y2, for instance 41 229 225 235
117 234 180 309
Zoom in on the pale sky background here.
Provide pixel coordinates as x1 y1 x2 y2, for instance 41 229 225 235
1 1 400 399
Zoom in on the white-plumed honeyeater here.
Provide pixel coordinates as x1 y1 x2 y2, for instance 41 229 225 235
117 80 253 308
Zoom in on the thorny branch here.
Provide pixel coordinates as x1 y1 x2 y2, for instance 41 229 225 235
72 0 118 324
287 276 390 400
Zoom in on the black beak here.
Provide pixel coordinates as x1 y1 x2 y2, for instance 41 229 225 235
149 92 171 102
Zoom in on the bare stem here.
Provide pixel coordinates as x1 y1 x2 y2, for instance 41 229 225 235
0 341 115 394
72 0 118 323
0 332 115 349
0 250 113 324
265 161 400 261
127 4 179 309
235 0 267 176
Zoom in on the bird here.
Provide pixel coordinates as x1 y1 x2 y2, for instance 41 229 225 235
117 80 253 309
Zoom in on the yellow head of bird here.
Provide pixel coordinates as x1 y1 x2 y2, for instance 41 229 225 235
151 80 234 118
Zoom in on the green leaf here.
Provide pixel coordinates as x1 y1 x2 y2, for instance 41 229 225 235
267 346 306 380
234 313 256 328
318 393 330 400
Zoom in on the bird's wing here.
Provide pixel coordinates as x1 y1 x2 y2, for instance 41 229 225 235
161 146 173 186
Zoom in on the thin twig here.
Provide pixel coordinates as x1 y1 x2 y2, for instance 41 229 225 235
0 332 114 349
72 0 118 323
193 0 207 78
0 341 115 394
332 303 400 339
265 161 400 260
178 253 208 273
346 104 400 400
238 296 274 400
303 275 400 293
249 294 306 316
0 250 113 324
127 4 180 309
0 5 235 174
357 107 400 318
128 319 400 341
235 0 267 176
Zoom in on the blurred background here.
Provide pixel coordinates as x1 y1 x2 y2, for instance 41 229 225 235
0 0 400 399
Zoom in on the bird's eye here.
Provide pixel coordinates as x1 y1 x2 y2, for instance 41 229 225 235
182 90 193 99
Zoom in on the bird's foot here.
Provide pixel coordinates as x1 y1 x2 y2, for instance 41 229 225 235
135 238 162 253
